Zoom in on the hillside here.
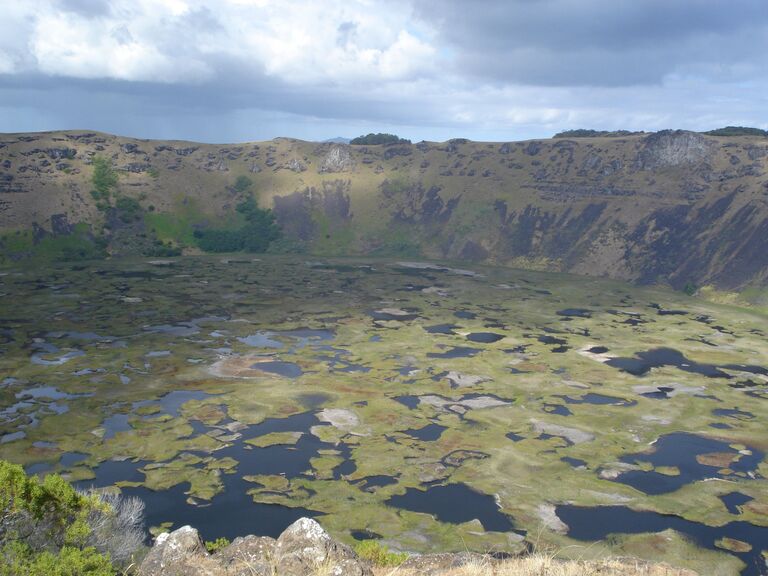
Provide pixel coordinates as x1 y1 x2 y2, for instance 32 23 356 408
1 129 767 290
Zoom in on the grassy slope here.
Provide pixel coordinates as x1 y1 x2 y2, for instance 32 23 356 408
373 555 698 576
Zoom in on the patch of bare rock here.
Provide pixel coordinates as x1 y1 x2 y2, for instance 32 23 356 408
138 518 370 576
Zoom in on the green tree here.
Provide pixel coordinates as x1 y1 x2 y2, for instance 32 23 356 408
90 157 118 206
195 196 281 253
233 175 253 194
114 196 143 223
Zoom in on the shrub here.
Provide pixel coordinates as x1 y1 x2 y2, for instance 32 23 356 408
204 537 230 554
353 540 408 567
194 228 245 252
114 196 143 223
233 175 253 194
704 126 768 137
0 542 115 576
350 133 411 145
143 239 181 257
82 490 146 565
0 460 145 573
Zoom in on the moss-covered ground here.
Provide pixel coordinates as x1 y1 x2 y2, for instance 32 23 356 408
0 255 766 574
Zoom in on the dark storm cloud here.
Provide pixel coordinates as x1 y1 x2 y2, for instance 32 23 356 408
0 64 447 142
414 0 768 86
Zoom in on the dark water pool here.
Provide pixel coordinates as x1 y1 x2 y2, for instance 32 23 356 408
537 335 567 346
351 529 382 540
370 310 421 322
720 492 754 515
614 432 764 495
557 309 592 318
75 411 343 541
454 310 477 320
127 482 321 542
543 403 572 416
466 332 504 343
556 504 768 576
402 423 446 441
558 393 636 407
713 407 755 421
354 475 398 492
606 347 733 378
424 323 459 334
427 346 481 359
134 390 213 417
386 483 520 534
394 395 420 409
587 346 609 354
251 360 303 378
561 456 587 468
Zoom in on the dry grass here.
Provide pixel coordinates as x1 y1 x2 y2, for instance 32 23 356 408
371 553 696 576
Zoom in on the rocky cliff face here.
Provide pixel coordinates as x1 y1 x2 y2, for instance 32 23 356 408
1 130 767 290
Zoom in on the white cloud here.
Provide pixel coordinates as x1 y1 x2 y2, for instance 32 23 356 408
14 0 436 85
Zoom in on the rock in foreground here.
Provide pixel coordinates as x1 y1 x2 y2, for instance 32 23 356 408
138 517 371 576
138 517 698 576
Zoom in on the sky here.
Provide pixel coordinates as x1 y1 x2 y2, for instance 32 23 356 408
0 0 766 143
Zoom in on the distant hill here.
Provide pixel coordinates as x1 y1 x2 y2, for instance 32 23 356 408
323 137 351 144
1 129 767 290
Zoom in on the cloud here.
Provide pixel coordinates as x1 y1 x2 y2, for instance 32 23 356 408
415 0 768 86
0 0 766 141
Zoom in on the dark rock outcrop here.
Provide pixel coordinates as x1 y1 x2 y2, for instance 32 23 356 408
273 181 353 242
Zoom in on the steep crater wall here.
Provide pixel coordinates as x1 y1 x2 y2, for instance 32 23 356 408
1 130 767 290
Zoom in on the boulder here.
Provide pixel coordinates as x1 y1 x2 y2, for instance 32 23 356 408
138 525 219 576
274 518 372 576
216 535 277 576
138 519 371 576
